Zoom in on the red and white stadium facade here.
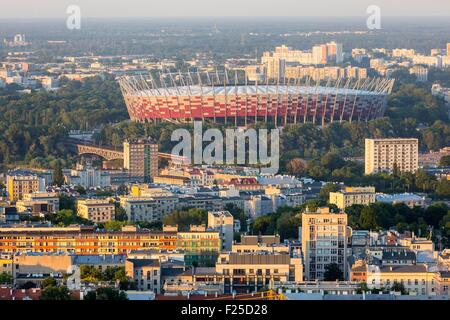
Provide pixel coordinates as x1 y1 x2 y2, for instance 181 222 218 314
118 71 395 126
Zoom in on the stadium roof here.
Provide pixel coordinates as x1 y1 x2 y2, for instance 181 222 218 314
126 85 386 97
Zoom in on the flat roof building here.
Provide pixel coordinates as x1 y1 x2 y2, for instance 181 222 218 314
329 187 376 210
365 138 418 175
77 199 115 223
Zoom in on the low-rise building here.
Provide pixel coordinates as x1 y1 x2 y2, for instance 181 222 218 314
376 193 426 208
366 264 435 295
244 195 274 217
177 195 224 212
63 164 111 189
125 258 161 293
12 252 76 287
329 187 376 210
215 252 303 294
434 271 450 296
398 235 434 251
232 235 289 254
16 192 59 214
120 196 178 223
77 199 115 223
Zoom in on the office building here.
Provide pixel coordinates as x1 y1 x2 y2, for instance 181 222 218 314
123 139 159 182
365 138 419 175
329 187 376 210
301 207 349 281
76 199 115 223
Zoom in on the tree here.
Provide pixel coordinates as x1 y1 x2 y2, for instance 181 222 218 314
84 288 128 300
319 183 340 201
286 158 308 176
117 184 128 195
52 162 65 186
80 265 103 282
59 194 76 211
440 155 450 166
115 206 128 222
162 208 208 231
40 285 71 300
356 282 369 294
320 153 346 172
225 203 247 233
0 272 13 285
359 206 379 230
104 221 127 231
391 282 407 295
436 179 450 198
47 209 90 226
74 185 86 195
324 263 343 281
41 277 57 289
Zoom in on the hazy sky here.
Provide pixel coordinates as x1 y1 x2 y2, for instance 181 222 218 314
1 0 450 18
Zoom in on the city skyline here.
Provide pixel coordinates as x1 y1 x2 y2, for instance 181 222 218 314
0 1 449 303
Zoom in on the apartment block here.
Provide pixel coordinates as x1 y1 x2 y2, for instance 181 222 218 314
215 252 303 294
123 139 159 182
76 199 115 223
208 211 234 251
6 175 45 201
301 207 349 281
120 195 179 223
125 258 161 293
365 138 419 175
329 186 376 210
16 192 59 214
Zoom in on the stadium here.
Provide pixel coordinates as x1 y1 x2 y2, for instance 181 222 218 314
118 71 395 126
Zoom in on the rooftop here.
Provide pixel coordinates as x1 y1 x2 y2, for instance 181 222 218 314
125 85 386 98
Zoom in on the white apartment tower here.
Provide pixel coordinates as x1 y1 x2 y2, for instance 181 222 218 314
365 138 419 175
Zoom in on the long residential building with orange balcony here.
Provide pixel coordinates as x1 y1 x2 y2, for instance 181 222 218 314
0 225 220 266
